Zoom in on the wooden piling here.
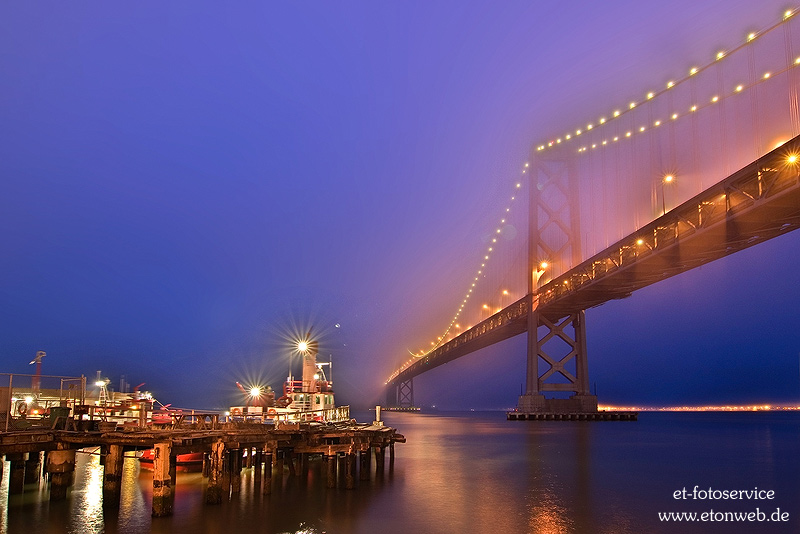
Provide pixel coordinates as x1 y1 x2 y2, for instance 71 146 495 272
345 453 355 489
275 450 284 480
202 452 210 478
359 449 370 480
152 441 174 517
103 444 124 506
230 449 241 493
206 440 225 505
7 453 26 494
326 455 336 488
300 452 309 479
46 449 75 501
262 451 272 495
24 451 41 485
375 445 385 475
253 449 262 490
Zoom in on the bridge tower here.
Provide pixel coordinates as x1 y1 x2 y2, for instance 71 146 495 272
518 146 597 414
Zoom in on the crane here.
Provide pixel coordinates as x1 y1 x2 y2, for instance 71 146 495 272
29 351 45 394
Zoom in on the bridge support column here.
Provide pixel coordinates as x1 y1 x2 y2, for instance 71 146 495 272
518 308 597 413
397 379 414 409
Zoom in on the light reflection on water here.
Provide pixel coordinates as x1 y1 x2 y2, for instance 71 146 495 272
0 411 797 533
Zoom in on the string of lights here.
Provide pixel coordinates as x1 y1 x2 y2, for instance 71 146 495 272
536 7 799 154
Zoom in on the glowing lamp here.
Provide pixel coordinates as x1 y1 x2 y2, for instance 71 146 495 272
250 387 261 397
297 341 309 352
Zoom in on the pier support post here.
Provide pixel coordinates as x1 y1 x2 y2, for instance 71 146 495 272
46 449 76 501
230 449 241 493
326 455 336 488
262 451 272 495
300 453 309 479
359 449 370 480
24 451 41 485
375 445 385 475
202 452 210 478
275 450 284 480
7 453 27 494
345 453 355 489
152 441 174 517
206 441 225 505
253 449 262 489
103 444 124 507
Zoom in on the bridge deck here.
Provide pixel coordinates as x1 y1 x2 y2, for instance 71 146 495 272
388 135 800 386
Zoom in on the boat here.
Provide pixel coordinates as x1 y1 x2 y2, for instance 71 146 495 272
230 335 349 424
137 449 204 472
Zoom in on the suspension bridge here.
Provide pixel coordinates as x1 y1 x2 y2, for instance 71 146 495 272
385 9 800 414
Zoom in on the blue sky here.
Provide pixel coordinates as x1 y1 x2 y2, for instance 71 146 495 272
2 1 798 410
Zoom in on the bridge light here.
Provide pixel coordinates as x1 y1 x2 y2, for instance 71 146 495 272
629 102 636 109
787 154 798 164
613 110 620 117
747 32 756 41
600 117 606 123
503 290 509 295
647 92 654 99
690 105 697 112
664 174 675 183
716 51 725 60
672 113 678 120
636 238 645 246
735 85 743 92
690 67 698 75
785 9 794 19
764 72 771 79
297 341 309 353
539 261 549 269
667 81 675 88
711 95 719 102
250 387 261 397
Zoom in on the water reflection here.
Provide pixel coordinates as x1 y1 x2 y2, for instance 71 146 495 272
0 412 797 533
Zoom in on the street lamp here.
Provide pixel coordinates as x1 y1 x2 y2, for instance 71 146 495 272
662 174 675 215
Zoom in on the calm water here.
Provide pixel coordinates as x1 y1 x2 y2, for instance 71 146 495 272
1 411 799 534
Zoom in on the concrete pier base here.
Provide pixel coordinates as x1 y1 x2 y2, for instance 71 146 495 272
206 441 225 505
46 449 76 501
103 444 124 506
152 442 174 517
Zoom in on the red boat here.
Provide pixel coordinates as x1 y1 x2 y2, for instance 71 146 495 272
138 449 203 472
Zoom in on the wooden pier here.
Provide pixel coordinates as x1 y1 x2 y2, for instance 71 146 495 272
0 419 405 517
